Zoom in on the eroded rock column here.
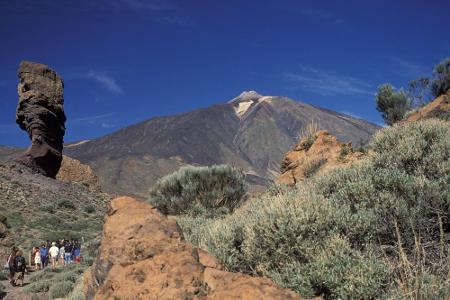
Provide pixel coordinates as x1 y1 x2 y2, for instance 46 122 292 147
15 61 66 178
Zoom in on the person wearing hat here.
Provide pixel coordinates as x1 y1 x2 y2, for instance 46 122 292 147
48 242 60 269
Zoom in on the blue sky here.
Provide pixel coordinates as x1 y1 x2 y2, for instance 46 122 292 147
1 0 449 146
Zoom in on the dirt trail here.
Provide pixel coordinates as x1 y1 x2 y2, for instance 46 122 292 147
1 268 32 300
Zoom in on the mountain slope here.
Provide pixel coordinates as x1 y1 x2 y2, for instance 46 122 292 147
64 91 380 198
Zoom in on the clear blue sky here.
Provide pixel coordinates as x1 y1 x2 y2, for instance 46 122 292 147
1 0 449 146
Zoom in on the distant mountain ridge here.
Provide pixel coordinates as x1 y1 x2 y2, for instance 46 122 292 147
59 91 380 199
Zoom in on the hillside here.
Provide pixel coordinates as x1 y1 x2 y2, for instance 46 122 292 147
0 161 110 263
63 91 380 198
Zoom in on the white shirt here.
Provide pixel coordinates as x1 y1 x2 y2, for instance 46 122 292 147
49 246 59 258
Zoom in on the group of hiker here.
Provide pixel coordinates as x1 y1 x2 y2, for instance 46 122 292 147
32 239 82 270
5 240 82 287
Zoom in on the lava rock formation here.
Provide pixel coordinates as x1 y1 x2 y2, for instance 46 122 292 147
15 61 66 178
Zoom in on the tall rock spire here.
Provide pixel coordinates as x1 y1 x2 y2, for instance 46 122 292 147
15 61 66 178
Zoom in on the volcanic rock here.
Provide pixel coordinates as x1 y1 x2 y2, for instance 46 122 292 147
277 130 364 185
85 196 304 300
57 155 101 191
15 61 66 178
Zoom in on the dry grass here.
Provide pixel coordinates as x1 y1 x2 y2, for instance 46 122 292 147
297 120 319 150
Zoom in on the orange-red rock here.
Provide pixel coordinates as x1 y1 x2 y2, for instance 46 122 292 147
277 130 363 185
56 155 100 191
85 196 305 300
404 89 450 122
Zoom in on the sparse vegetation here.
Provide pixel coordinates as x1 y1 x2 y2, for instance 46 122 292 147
376 84 411 125
338 143 352 161
178 119 450 299
303 156 326 178
0 270 7 280
49 281 75 299
58 198 76 209
298 120 319 150
26 264 87 298
408 77 430 107
431 57 450 98
148 165 246 217
84 204 95 214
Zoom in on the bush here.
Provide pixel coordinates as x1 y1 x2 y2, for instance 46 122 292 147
49 281 74 299
42 203 56 214
58 199 76 209
313 120 450 255
149 165 246 217
0 270 7 280
180 119 450 299
376 84 411 125
84 204 95 214
431 57 450 98
0 213 6 224
24 280 51 293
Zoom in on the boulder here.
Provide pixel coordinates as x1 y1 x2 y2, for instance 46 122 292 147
15 61 66 178
57 155 101 191
85 196 305 300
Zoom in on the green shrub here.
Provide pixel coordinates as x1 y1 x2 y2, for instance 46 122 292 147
338 144 352 161
68 278 86 300
49 281 74 299
0 213 6 224
24 280 51 293
84 204 95 214
1 211 24 227
180 119 450 299
311 120 450 243
431 57 450 98
149 165 246 217
41 203 56 214
375 84 411 125
58 199 76 209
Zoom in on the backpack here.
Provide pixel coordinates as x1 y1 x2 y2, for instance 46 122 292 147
15 256 26 271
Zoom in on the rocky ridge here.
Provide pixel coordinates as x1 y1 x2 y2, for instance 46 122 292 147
405 89 450 122
277 130 364 185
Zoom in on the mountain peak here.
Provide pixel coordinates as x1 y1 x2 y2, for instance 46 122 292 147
228 90 263 103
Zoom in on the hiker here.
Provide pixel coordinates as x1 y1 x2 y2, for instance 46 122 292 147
34 247 41 270
64 240 73 265
73 243 81 264
14 250 26 286
6 247 17 285
59 242 65 266
39 243 49 268
49 242 59 269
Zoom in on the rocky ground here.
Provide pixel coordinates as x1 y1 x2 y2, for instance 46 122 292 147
85 196 307 300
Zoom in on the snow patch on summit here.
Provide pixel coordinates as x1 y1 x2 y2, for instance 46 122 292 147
234 100 254 117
